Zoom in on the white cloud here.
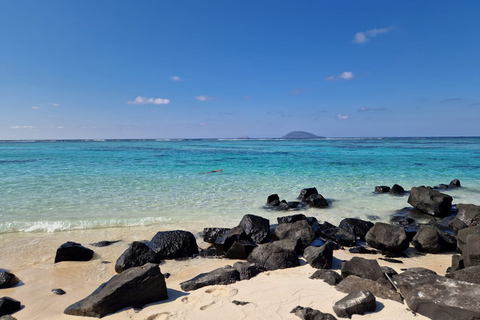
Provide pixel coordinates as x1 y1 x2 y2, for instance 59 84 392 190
11 125 36 129
169 76 182 81
339 72 354 80
337 114 350 120
195 95 215 101
127 96 170 105
32 106 42 110
352 26 395 44
325 75 336 81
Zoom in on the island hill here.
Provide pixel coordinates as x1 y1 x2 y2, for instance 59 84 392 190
281 131 325 139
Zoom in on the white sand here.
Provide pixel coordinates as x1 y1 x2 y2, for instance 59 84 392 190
0 226 452 320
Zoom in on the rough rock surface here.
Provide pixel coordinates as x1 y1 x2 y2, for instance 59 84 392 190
338 218 374 241
411 225 456 253
407 187 453 217
149 230 198 260
447 265 480 285
462 234 480 268
310 270 343 286
214 226 252 254
54 241 94 263
457 225 480 253
203 228 231 243
452 204 480 232
341 257 384 281
115 241 158 273
316 222 356 247
333 290 376 318
306 194 329 208
224 240 257 259
303 242 334 269
64 263 168 318
374 186 390 193
336 275 402 303
277 214 308 224
239 214 270 244
248 243 300 271
365 222 409 252
291 306 338 320
233 262 262 281
389 184 405 195
0 272 19 289
180 265 240 291
272 238 303 255
0 298 21 317
298 188 319 202
274 220 315 249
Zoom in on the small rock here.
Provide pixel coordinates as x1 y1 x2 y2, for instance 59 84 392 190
248 243 300 271
309 270 343 286
180 265 239 291
54 241 94 263
0 297 21 317
333 290 376 318
90 240 120 247
0 272 19 289
52 288 66 295
291 305 338 320
232 300 250 306
374 186 390 193
389 184 405 195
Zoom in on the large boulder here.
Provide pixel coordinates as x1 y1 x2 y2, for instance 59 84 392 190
449 179 461 188
365 222 409 252
411 225 456 254
291 306 338 320
452 204 480 232
298 188 319 202
303 242 334 269
336 275 402 303
407 187 453 217
214 225 252 254
233 262 262 281
272 238 303 255
180 265 240 291
338 218 374 241
277 214 308 224
274 220 315 249
462 234 480 268
457 225 480 252
248 243 300 271
0 297 21 317
54 241 94 263
64 263 168 318
306 194 329 208
224 240 257 259
149 230 198 260
447 265 480 285
316 222 356 247
333 290 376 319
0 272 19 289
202 227 230 243
115 241 158 273
341 257 384 281
239 214 270 244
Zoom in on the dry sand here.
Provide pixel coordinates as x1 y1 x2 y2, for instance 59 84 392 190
0 226 453 320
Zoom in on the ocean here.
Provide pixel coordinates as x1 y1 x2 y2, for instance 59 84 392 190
1 137 480 234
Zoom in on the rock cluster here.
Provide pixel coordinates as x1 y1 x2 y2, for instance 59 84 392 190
265 187 329 210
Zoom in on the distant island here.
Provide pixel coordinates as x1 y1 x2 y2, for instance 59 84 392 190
281 131 324 139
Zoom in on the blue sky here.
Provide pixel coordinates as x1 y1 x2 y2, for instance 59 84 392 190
1 1 479 139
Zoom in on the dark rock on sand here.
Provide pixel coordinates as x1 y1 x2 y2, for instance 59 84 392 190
149 230 198 260
0 272 19 289
274 220 315 249
411 225 456 253
272 238 304 255
198 247 223 258
0 315 17 320
303 241 334 269
298 188 319 202
214 226 252 254
407 186 453 217
457 225 480 252
451 254 464 272
239 214 270 244
54 241 94 263
52 288 66 295
336 275 402 303
232 300 250 306
115 241 158 273
310 269 343 286
365 222 409 253
446 265 480 285
64 263 168 318
452 204 480 232
306 194 329 208
338 218 374 241
462 234 480 268
316 222 356 247
0 297 21 317
389 184 405 195
374 186 390 193
248 243 300 271
90 240 121 247
224 240 257 259
203 227 231 244
180 265 240 292
233 262 262 281
333 290 376 318
291 306 338 320
341 257 384 281
348 246 379 255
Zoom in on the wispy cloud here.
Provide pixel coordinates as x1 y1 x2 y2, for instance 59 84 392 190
358 107 386 112
290 88 304 95
127 96 170 105
195 95 215 101
337 114 350 120
32 102 60 109
326 72 355 81
11 125 36 129
352 26 396 44
169 76 182 81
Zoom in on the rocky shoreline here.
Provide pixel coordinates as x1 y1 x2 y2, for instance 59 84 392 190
1 179 480 319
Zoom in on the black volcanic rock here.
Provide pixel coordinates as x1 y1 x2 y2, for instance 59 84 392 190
282 131 321 139
54 241 94 263
149 230 199 260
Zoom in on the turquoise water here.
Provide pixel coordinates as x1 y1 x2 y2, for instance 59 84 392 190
1 138 480 233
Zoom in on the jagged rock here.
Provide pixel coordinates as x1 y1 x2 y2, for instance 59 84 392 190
0 297 21 317
274 220 315 249
214 226 252 254
267 194 280 205
411 225 456 253
452 204 480 232
407 187 453 217
451 254 464 272
115 241 158 273
90 240 120 247
310 270 343 286
272 238 303 255
232 300 250 306
365 222 409 252
316 222 356 247
203 228 230 243
457 225 480 252
64 263 167 318
341 257 384 281
462 234 480 267
389 184 405 195
0 272 19 289
291 306 338 320
198 247 223 258
298 188 319 202
303 242 334 269
239 214 270 244
54 241 94 263
333 290 376 318
248 243 300 271
180 265 239 291
306 194 329 208
224 240 257 259
381 266 398 277
233 262 262 281
374 186 390 193
277 214 308 224
338 218 374 241
336 275 402 303
446 265 480 285
449 179 461 188
149 230 198 260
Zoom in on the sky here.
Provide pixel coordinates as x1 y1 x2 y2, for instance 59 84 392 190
1 1 479 139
